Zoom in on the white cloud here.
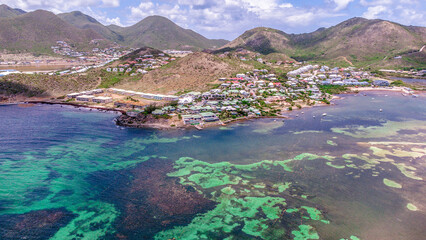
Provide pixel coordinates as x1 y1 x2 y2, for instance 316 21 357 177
362 5 389 19
1 0 424 40
102 0 120 7
359 0 424 26
0 0 119 12
359 0 393 6
398 8 425 25
105 17 122 25
125 0 350 39
279 3 293 8
331 0 354 11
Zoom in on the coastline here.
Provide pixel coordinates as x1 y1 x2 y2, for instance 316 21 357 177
348 86 409 92
1 86 422 130
25 100 126 114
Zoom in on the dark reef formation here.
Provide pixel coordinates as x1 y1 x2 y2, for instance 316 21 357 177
0 208 76 240
90 159 217 239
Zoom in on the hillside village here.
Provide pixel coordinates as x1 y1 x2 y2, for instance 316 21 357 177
51 40 128 59
106 53 176 75
62 64 411 128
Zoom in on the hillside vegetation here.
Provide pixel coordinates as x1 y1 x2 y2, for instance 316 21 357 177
220 18 426 68
0 52 254 98
0 10 103 53
108 16 228 50
58 12 228 51
0 4 25 18
0 72 100 97
0 5 229 53
58 11 123 43
115 52 252 94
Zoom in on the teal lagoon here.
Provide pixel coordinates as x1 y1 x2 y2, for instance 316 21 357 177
0 92 425 239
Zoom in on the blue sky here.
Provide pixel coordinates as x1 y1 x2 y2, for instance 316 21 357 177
1 0 425 40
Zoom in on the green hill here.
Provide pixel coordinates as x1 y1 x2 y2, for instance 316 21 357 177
0 52 251 98
0 10 104 53
57 11 228 51
220 18 426 68
0 4 26 18
111 15 228 51
58 11 123 43
115 52 251 94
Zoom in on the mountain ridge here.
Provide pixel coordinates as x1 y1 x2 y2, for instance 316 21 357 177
0 10 104 53
58 11 124 43
219 17 426 67
58 12 228 50
0 4 26 18
0 4 424 68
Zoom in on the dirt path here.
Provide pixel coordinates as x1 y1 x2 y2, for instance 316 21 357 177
341 56 354 66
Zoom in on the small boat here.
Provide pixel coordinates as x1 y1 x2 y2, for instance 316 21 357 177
379 109 383 112
322 113 327 117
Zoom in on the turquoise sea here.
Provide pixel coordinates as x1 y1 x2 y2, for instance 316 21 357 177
0 91 425 239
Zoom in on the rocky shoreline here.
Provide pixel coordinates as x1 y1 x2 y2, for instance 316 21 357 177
1 87 422 131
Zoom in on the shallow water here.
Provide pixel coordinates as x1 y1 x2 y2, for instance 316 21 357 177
390 77 426 87
0 92 425 240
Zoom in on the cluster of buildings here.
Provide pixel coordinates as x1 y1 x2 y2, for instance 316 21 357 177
287 65 372 86
66 89 113 103
51 41 85 57
151 69 328 125
51 40 132 62
108 88 179 101
66 66 332 125
0 69 20 77
65 63 408 126
380 69 426 77
0 61 22 65
67 88 179 105
106 54 175 75
218 50 300 67
163 50 193 56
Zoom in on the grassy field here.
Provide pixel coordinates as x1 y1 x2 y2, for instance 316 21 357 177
318 85 348 94
0 70 100 97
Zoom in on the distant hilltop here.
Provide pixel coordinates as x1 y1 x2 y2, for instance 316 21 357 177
0 4 229 53
0 4 425 68
217 17 426 68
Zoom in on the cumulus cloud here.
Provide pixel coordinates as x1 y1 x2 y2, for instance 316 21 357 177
127 0 345 39
359 0 393 6
331 0 354 11
1 0 119 12
102 0 120 7
362 5 389 19
105 17 123 25
1 0 424 40
359 0 424 26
